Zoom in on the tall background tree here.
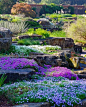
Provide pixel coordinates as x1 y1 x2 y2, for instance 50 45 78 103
0 0 17 14
40 3 63 16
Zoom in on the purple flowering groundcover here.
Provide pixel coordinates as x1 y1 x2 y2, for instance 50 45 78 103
0 57 79 80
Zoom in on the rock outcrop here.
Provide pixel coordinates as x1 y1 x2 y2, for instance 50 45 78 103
37 18 55 29
0 68 35 83
44 37 74 50
0 27 12 51
43 37 82 53
18 34 42 40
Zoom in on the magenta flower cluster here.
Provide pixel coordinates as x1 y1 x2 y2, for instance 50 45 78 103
0 57 38 70
0 57 79 80
47 67 79 80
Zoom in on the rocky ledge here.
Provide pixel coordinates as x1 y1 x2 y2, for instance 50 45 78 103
0 68 35 83
13 102 50 107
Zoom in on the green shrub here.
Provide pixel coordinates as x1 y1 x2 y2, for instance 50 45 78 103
50 30 66 37
83 47 86 51
77 15 84 19
25 21 41 28
17 39 40 45
48 14 58 19
26 28 50 38
61 14 72 18
35 28 50 38
0 74 7 87
11 18 21 23
26 28 35 35
72 14 77 17
67 18 86 41
0 45 16 55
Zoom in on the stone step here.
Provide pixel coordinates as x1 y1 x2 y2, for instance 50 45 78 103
77 74 86 79
13 102 50 107
13 99 86 107
0 68 35 83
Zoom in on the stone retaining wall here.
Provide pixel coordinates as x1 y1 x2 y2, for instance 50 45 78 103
0 27 12 51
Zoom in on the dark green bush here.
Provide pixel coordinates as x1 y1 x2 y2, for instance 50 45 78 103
25 21 41 28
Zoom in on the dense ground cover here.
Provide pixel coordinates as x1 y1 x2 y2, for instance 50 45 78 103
0 76 86 107
0 13 86 107
0 45 61 56
0 57 78 80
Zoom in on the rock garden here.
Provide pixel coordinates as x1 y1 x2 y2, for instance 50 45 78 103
0 12 86 107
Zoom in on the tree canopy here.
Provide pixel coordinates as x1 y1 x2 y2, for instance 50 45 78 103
11 3 36 18
0 0 17 14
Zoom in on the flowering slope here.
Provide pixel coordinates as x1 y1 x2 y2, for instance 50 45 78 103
0 57 79 80
0 57 38 70
0 77 86 107
13 45 61 55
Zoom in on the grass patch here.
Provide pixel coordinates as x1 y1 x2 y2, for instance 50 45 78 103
75 40 86 44
17 39 41 45
83 47 86 51
50 30 66 37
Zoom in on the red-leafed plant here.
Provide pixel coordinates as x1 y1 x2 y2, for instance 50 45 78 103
11 3 36 18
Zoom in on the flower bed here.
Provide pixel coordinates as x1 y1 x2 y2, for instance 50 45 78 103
0 77 85 107
0 57 79 80
0 57 38 70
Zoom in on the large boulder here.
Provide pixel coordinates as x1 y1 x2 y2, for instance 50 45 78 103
37 18 55 29
0 27 12 51
44 37 74 50
18 34 42 40
74 45 82 53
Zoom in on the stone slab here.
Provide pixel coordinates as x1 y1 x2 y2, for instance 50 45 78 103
13 102 50 107
0 68 35 83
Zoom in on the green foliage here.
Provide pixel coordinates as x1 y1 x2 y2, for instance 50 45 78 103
50 30 66 37
11 18 21 23
40 0 86 5
68 6 74 14
67 18 86 40
45 46 60 51
0 21 28 34
83 47 86 51
40 5 63 16
0 0 17 14
26 28 35 35
46 14 72 18
26 28 50 38
0 45 16 55
49 14 58 19
72 14 77 17
77 15 84 19
17 39 41 45
35 28 50 38
0 74 7 87
25 20 41 28
12 38 19 42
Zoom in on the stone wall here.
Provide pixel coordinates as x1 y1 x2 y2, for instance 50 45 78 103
0 27 12 51
44 37 74 49
43 37 82 53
